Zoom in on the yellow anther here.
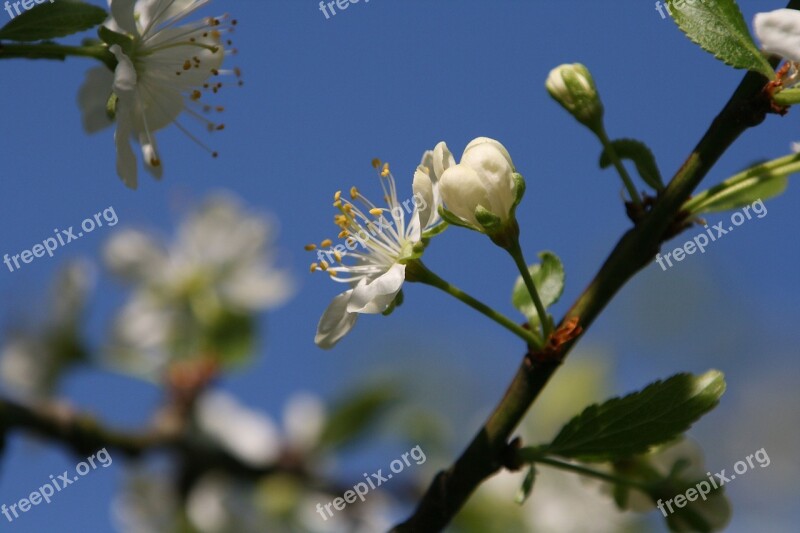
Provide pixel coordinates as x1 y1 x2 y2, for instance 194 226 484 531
371 158 381 169
333 200 342 208
329 270 338 278
334 251 342 263
310 263 318 272
350 186 359 199
304 244 317 251
320 260 329 271
334 190 342 201
338 230 349 238
334 214 348 226
343 204 353 214
369 208 383 216
381 162 390 177
320 239 333 248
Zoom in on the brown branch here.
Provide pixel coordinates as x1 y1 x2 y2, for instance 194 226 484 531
391 56 782 533
0 396 299 482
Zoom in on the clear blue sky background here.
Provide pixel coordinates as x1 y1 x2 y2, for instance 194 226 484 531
0 1 798 531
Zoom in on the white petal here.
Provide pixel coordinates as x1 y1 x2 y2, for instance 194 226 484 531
139 0 208 38
461 141 517 218
110 46 139 188
432 141 455 180
413 167 437 229
104 229 166 281
315 290 359 349
754 9 800 63
114 111 138 189
346 263 406 314
463 137 515 170
77 67 114 133
109 0 139 36
196 391 281 467
439 164 491 226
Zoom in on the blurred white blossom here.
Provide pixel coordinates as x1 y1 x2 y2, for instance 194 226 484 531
104 195 294 379
0 261 93 398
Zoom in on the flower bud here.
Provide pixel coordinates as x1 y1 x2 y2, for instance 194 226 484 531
546 63 604 132
439 137 519 230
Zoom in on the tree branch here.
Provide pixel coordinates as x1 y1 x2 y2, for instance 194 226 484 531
0 396 300 482
392 60 780 532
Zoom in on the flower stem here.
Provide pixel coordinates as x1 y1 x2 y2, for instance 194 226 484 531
0 42 116 70
407 260 542 348
517 448 652 492
506 240 552 340
598 126 643 206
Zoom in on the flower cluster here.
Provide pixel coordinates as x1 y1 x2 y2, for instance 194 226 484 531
104 195 293 378
309 137 524 348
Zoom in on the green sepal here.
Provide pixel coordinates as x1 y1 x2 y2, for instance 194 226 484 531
515 466 537 505
421 220 449 240
438 205 479 232
98 24 134 56
474 205 502 232
381 290 404 316
512 172 526 208
106 92 118 121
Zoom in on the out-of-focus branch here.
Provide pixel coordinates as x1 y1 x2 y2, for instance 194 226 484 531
0 396 300 481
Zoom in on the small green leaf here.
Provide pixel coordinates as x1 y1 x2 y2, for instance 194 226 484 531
515 466 537 505
544 371 726 462
202 310 255 367
98 24 133 56
512 251 565 329
666 0 775 79
318 384 400 450
599 139 664 191
0 1 108 42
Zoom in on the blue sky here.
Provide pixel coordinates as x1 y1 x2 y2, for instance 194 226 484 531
0 1 798 531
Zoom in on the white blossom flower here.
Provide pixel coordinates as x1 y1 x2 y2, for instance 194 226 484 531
0 261 93 398
309 156 443 349
104 195 293 378
755 9 800 65
79 0 240 188
438 137 519 229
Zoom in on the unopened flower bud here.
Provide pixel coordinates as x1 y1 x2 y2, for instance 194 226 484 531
439 137 520 231
546 63 604 132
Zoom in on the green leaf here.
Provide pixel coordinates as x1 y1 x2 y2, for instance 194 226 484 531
318 383 400 450
0 0 108 42
544 371 726 462
666 0 775 79
202 309 255 367
599 139 664 191
97 24 133 56
512 251 565 329
515 466 537 505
